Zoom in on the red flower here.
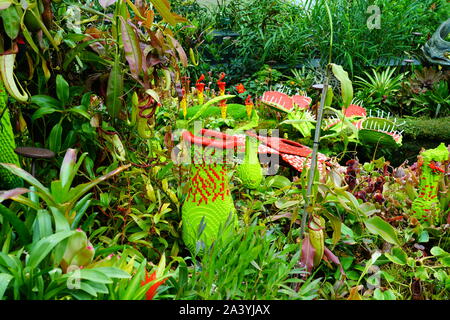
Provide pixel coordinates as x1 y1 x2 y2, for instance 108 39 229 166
141 271 167 300
235 83 245 94
196 74 205 93
217 72 226 94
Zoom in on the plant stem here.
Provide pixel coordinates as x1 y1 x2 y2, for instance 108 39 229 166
299 0 333 260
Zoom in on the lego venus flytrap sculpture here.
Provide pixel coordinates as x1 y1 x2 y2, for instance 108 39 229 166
412 143 449 225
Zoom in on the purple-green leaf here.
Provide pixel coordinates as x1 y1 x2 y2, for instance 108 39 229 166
0 188 30 202
119 17 142 80
324 246 345 275
300 234 315 273
60 148 77 190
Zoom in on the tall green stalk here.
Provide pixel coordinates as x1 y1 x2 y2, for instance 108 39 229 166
299 0 333 254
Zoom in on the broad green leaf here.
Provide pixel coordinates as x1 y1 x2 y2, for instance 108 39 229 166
330 63 353 108
56 75 69 106
48 122 63 153
384 247 407 265
0 273 13 299
106 54 123 119
31 106 60 121
149 0 176 25
77 269 113 284
94 267 130 279
0 5 20 39
265 175 291 189
323 211 341 247
364 216 402 246
28 230 76 268
30 95 63 109
430 246 447 257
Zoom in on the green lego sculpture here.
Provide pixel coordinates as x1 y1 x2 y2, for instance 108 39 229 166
181 130 237 253
412 143 449 225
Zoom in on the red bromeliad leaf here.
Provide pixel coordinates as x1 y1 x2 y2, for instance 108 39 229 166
261 91 293 112
292 95 312 109
141 271 167 300
300 234 316 273
344 104 367 118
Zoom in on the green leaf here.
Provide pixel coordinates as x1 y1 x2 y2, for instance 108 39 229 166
0 204 32 245
265 175 291 189
78 269 113 284
122 259 147 300
418 230 429 243
48 122 63 153
330 63 353 108
439 256 450 267
30 95 63 109
0 5 20 39
149 0 176 25
31 106 60 121
56 75 69 106
94 267 130 279
384 247 407 265
106 54 123 119
364 216 402 246
323 211 341 247
0 273 13 299
430 246 448 257
28 230 76 268
68 105 91 120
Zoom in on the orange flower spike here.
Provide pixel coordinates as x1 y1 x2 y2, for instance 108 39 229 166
141 271 167 300
196 74 205 105
245 95 254 118
217 73 227 118
181 88 187 118
236 83 245 94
